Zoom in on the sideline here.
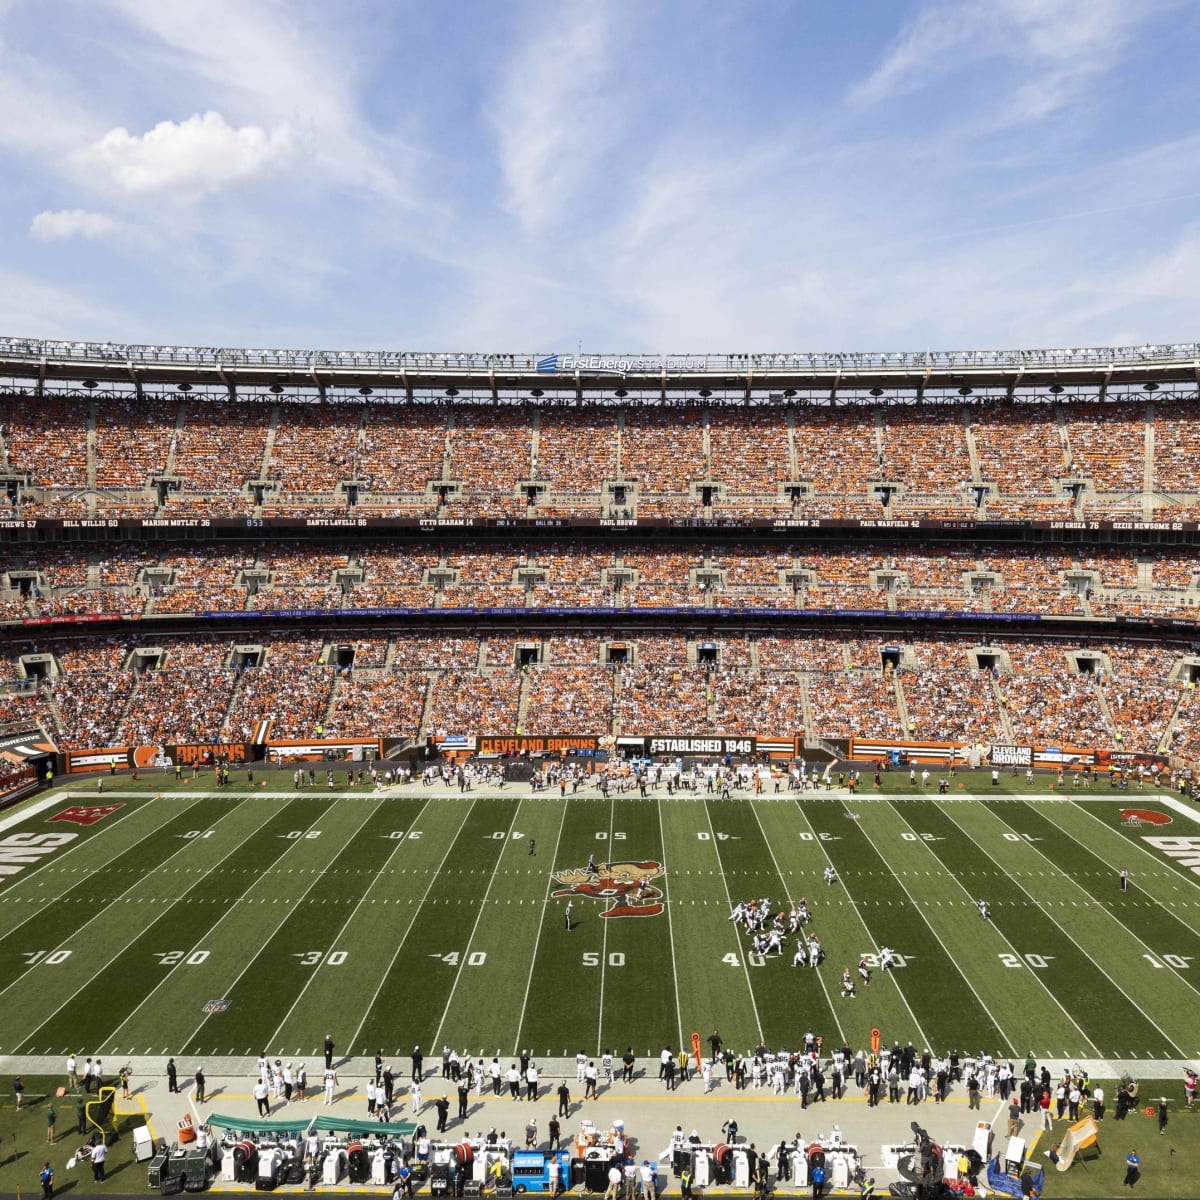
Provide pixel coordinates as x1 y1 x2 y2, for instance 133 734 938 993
0 789 79 833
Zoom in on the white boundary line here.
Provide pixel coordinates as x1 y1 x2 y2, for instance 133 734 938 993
265 795 434 1051
429 797 525 1055
0 791 71 834
884 797 1099 1057
656 793 685 1053
512 794 569 1055
349 798 477 1050
933 799 1183 1056
176 799 379 1053
0 793 253 1011
836 797 1024 1056
784 795 932 1050
702 795 763 1041
743 797 845 1044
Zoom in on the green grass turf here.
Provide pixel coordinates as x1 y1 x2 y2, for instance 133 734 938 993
0 1077 149 1194
1030 1079 1200 1199
2 779 1199 1064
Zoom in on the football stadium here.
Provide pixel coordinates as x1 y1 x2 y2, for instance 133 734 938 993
1 340 1199 1196
4 3 1200 1195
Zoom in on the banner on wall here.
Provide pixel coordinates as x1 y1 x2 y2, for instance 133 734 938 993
478 735 599 755
990 744 1033 768
644 736 757 756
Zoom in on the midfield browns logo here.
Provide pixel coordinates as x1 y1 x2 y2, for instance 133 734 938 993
1120 808 1172 827
551 860 665 918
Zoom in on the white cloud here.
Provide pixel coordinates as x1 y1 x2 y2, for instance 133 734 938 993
488 10 616 232
850 0 1157 123
97 0 417 203
30 208 119 241
77 110 293 194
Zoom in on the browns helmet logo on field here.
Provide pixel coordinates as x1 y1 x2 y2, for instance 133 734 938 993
1120 808 1172 827
552 860 665 918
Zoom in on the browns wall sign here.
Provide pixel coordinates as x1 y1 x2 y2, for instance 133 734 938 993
478 735 599 755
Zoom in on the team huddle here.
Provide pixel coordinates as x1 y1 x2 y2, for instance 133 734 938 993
728 891 899 998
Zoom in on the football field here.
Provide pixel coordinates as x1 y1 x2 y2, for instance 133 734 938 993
2 778 1200 1067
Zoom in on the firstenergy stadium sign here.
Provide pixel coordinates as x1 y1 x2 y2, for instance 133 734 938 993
536 354 706 374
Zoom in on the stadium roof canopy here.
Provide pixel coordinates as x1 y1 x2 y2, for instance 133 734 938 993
2 335 1199 398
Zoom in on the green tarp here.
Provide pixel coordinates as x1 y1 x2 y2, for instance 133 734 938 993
204 1112 417 1138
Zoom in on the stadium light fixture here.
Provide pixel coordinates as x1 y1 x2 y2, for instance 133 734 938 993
869 387 884 397
958 386 973 397
269 384 284 395
178 382 192 392
359 386 374 396
1048 383 1065 394
82 379 97 389
1142 382 1159 392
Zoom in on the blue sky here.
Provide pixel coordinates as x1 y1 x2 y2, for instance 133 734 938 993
2 0 1199 353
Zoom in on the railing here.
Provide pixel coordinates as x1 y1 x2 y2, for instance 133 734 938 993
3 335 1200 375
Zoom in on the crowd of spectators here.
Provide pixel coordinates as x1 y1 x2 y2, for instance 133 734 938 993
5 628 1198 752
523 666 614 734
807 670 904 740
621 407 703 495
326 673 427 738
970 405 1064 495
173 400 271 495
223 637 335 740
1153 398 1200 494
879 409 972 493
94 397 176 488
615 663 709 734
708 409 791 495
426 670 520 735
535 410 618 496
1064 403 1146 493
360 407 447 493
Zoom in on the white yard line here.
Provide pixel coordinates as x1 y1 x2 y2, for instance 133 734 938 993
745 797 844 1044
655 794 686 1053
176 800 378 1052
1039 798 1200 970
595 796 617 1056
0 792 211 939
349 799 477 1050
702 795 763 1041
888 797 1100 1055
264 796 433 1051
931 800 1176 1055
787 795 933 1050
944 797 1200 1019
843 797 1027 1056
430 798 526 1055
512 796 569 1055
0 794 253 1010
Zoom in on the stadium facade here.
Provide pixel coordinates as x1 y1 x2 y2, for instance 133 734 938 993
0 336 1198 790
